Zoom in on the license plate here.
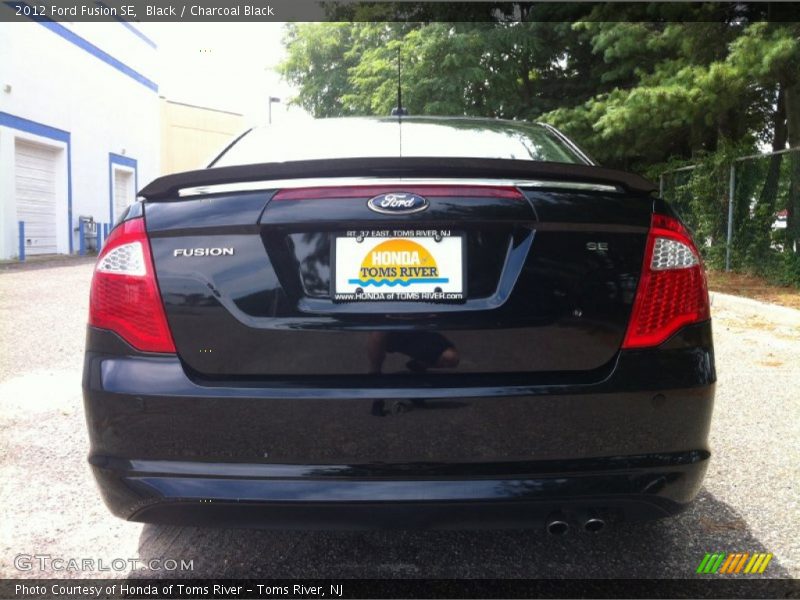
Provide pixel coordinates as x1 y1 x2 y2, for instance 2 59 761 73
332 230 465 302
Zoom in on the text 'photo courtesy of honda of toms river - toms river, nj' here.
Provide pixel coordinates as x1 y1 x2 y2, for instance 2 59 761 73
82 117 715 533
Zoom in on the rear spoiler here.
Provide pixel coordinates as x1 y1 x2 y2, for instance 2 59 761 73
139 157 657 201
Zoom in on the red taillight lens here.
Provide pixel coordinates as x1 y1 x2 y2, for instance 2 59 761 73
89 217 176 353
622 214 710 349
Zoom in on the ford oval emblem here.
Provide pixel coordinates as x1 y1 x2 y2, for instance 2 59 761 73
367 192 429 215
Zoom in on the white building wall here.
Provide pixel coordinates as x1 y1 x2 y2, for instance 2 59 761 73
0 21 160 259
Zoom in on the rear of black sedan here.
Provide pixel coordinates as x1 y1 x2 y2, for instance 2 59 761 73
82 118 714 531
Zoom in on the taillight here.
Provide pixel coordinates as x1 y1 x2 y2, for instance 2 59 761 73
89 217 176 353
622 213 710 349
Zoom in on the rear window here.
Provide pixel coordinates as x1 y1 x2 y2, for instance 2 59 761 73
212 118 587 167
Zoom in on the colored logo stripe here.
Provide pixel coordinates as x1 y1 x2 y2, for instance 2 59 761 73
696 553 711 573
697 553 726 573
697 553 773 574
719 553 749 573
348 277 449 287
745 553 773 574
719 554 736 573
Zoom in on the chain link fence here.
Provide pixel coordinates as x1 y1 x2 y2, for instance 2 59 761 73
660 148 800 286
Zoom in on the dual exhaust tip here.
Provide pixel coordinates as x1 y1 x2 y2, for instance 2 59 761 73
546 513 606 535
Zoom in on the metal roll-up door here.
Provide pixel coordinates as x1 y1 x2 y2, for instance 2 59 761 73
15 140 59 255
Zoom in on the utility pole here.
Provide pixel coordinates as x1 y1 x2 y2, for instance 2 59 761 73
726 163 735 272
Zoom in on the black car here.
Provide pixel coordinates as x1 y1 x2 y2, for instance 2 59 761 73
82 117 714 532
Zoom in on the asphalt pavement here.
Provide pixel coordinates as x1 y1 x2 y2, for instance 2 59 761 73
0 260 797 580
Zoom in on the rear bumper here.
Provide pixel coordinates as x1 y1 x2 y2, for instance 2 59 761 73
82 322 715 528
90 454 708 529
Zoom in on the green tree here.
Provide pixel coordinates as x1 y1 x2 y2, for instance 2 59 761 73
278 15 800 269
279 20 605 119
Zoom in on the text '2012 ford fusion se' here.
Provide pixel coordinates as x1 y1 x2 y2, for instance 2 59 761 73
82 117 714 532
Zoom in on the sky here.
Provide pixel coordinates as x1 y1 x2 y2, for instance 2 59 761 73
146 23 311 126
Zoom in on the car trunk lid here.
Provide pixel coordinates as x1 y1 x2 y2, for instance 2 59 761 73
145 177 651 379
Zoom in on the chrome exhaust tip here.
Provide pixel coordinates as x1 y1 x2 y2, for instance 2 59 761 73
546 519 570 535
584 517 606 533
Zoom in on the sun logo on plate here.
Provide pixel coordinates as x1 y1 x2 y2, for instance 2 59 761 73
348 239 449 288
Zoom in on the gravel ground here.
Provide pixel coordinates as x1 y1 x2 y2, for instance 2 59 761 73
0 260 798 580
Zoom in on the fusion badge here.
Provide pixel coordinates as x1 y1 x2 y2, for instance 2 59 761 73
173 248 234 257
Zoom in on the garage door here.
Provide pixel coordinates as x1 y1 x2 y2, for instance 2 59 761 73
113 169 133 221
15 140 59 255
